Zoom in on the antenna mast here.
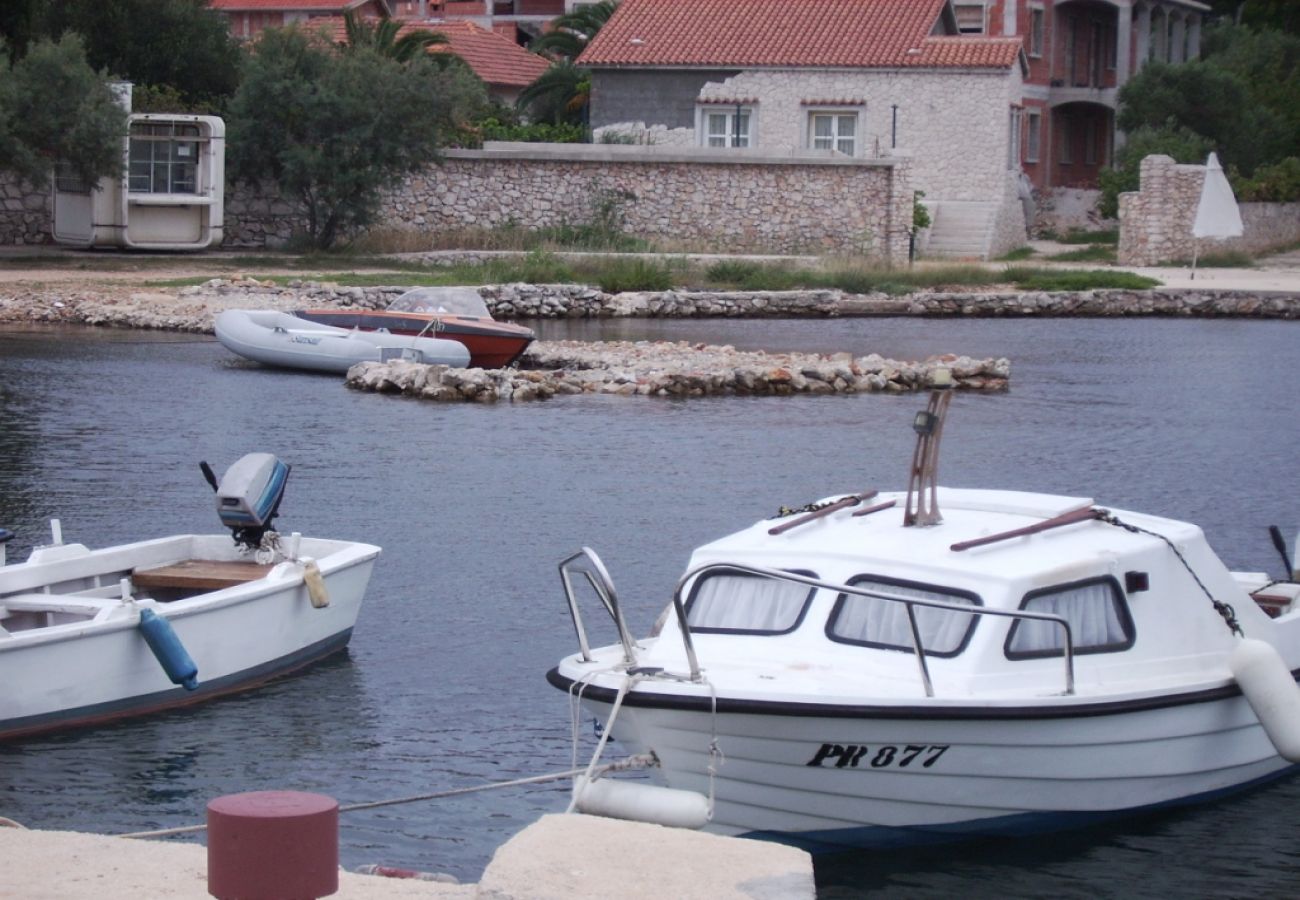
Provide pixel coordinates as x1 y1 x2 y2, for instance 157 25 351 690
904 368 954 527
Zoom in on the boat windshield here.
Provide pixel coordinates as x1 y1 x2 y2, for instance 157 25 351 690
388 287 492 319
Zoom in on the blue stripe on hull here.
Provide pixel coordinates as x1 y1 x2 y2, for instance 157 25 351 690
739 763 1300 854
0 629 353 742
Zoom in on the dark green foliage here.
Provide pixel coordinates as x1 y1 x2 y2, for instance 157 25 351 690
517 61 590 126
0 35 126 188
226 27 487 249
37 0 240 109
529 1 617 61
1116 25 1299 178
1232 157 1300 201
595 256 675 293
912 191 931 231
477 117 587 144
1005 268 1161 291
0 0 40 57
1097 125 1211 218
1055 228 1119 245
338 10 447 62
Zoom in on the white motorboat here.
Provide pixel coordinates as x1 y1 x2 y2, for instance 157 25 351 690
549 374 1300 850
214 308 470 374
0 453 381 741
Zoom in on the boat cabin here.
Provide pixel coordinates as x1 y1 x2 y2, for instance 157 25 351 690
570 488 1298 704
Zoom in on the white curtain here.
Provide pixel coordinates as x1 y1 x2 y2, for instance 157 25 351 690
830 580 978 655
1007 581 1128 655
687 574 810 633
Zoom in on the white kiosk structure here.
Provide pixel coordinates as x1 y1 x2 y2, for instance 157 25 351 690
52 85 225 250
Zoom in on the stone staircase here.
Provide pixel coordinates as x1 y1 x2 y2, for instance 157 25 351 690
923 201 996 259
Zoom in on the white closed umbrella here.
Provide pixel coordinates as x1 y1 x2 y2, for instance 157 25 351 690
1190 152 1243 279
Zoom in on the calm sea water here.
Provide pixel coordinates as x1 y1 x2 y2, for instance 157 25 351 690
1 315 1298 895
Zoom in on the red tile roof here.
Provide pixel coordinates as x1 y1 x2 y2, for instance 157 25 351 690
319 18 549 87
579 0 1021 70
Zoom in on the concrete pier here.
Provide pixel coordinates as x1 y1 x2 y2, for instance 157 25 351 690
0 813 813 899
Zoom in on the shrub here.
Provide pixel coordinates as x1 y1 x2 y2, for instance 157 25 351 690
1006 268 1160 291
1097 125 1211 219
1232 157 1300 202
595 257 675 293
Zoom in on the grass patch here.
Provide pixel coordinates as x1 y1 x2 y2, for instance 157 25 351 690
1046 245 1118 263
593 256 676 293
1005 268 1160 291
1055 228 1119 245
997 246 1037 261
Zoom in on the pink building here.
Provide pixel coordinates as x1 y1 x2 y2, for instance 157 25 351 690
954 0 1209 189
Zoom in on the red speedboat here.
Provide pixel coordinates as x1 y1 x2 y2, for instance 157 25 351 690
293 287 535 369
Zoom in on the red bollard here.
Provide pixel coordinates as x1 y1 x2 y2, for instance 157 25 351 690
207 791 339 900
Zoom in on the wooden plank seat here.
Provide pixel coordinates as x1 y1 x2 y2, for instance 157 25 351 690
132 560 275 592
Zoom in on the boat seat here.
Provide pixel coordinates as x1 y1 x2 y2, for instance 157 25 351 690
132 559 274 591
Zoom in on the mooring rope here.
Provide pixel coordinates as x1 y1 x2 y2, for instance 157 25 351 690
116 755 655 841
1100 510 1244 636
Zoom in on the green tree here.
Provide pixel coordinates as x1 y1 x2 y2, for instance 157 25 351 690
226 27 486 249
1097 125 1211 218
338 10 447 62
0 35 126 188
38 0 240 110
529 0 617 61
517 61 591 126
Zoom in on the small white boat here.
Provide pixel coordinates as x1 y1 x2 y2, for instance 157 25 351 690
550 374 1300 849
0 453 381 741
215 309 470 374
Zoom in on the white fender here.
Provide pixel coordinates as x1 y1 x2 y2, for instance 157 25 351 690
573 776 710 830
301 558 330 608
1230 638 1300 763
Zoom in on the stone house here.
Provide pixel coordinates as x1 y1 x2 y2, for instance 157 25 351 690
578 0 1031 257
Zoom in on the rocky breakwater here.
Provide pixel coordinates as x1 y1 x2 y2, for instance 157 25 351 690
345 340 1010 403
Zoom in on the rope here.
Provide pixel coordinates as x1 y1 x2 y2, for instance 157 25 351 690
770 494 857 519
565 673 641 814
117 757 655 840
1100 511 1243 636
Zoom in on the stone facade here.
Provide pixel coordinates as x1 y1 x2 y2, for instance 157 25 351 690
1119 155 1300 266
593 67 1023 206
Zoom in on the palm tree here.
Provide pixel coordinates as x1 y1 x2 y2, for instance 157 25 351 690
529 0 617 61
517 61 591 126
339 10 447 63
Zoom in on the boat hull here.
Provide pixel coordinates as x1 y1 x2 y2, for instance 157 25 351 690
215 309 470 373
0 534 379 741
550 669 1297 850
292 310 534 368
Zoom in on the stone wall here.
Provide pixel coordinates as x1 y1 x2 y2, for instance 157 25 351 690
1119 155 1300 266
379 144 914 263
12 145 913 263
0 174 51 246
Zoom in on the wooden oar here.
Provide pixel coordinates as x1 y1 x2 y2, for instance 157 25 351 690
851 499 897 518
769 491 877 536
950 506 1101 552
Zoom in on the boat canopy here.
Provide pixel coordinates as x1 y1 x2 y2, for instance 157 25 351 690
388 287 492 320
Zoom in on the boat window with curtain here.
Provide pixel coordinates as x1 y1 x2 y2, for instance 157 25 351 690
828 577 981 657
1005 577 1135 659
685 570 815 634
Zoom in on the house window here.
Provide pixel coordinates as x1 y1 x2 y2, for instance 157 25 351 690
701 108 752 148
685 569 815 635
1026 110 1041 163
954 2 987 34
1005 577 1135 659
129 122 202 194
808 111 858 156
827 576 983 658
1029 6 1045 57
1008 107 1023 169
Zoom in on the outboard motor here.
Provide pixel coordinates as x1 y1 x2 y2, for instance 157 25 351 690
200 453 291 550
